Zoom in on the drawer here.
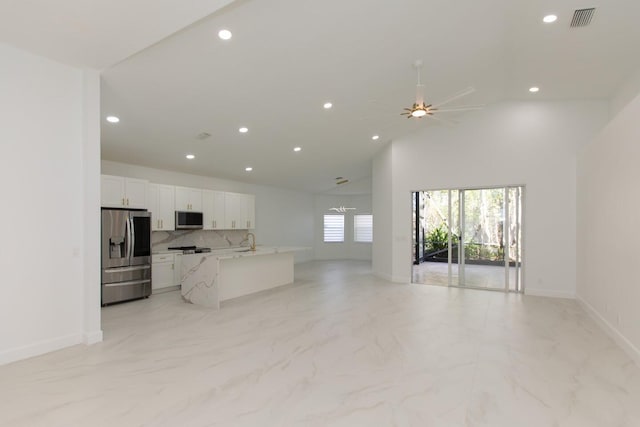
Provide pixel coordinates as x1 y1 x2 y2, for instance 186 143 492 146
152 254 175 264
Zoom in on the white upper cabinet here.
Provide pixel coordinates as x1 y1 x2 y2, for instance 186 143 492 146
175 186 202 211
101 175 148 209
244 194 255 229
224 192 242 229
106 174 256 231
148 184 175 231
202 190 226 230
224 192 255 229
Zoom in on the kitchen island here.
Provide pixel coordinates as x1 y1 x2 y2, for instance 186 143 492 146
180 247 307 309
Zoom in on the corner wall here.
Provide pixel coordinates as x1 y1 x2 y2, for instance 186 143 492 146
0 44 101 365
373 100 608 293
577 92 640 365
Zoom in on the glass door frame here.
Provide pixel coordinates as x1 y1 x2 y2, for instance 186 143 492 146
411 184 526 294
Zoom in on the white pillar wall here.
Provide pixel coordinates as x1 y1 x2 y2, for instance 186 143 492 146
577 91 640 365
82 69 103 345
0 44 102 365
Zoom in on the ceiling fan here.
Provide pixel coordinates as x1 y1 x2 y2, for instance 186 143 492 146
401 60 483 123
329 206 356 213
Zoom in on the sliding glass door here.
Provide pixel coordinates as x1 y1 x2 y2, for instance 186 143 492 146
412 186 523 293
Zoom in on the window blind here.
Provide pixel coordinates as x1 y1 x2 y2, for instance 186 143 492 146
354 214 373 242
323 214 344 242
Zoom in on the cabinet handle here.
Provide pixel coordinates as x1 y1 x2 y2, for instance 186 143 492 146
171 263 174 270
127 198 130 206
161 219 163 228
122 198 125 206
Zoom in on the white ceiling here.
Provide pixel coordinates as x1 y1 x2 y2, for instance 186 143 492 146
3 0 640 193
0 0 236 69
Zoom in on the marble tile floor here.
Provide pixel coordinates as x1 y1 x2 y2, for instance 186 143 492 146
1 260 640 427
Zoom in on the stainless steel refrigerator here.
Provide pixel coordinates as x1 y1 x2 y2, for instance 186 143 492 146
101 209 152 305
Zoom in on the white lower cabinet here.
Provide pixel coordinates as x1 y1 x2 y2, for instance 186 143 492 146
152 253 181 293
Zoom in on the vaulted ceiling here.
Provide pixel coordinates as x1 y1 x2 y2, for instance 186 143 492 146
3 0 640 193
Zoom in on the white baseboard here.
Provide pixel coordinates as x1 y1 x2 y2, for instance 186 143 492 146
0 333 82 366
577 297 640 368
83 330 103 345
525 288 575 299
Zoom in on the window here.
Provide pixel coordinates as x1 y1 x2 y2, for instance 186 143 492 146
323 214 344 242
354 214 373 242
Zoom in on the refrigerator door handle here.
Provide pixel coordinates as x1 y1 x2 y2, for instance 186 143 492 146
104 265 151 273
125 216 132 261
104 279 151 288
129 217 135 261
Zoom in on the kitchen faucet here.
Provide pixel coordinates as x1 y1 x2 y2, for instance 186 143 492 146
246 232 256 251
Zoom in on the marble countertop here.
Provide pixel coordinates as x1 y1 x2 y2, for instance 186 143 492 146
176 246 309 260
154 246 309 258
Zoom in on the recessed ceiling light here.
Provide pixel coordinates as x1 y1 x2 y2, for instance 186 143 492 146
245 167 253 172
218 29 232 40
186 154 195 160
293 147 302 152
372 135 380 141
543 14 558 23
106 116 119 123
239 127 249 133
529 87 540 93
323 102 333 109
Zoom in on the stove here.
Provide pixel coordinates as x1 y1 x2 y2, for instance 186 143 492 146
168 246 212 254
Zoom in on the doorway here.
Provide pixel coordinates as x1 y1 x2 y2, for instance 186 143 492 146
412 186 524 293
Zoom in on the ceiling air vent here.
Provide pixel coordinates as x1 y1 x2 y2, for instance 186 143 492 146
196 132 211 140
570 8 596 27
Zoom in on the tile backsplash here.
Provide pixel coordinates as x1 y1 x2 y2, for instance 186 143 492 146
152 229 251 251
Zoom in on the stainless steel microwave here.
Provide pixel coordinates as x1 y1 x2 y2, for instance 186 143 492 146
175 211 203 230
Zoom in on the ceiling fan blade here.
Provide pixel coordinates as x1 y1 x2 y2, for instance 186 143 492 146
431 87 475 109
433 104 484 113
426 113 457 126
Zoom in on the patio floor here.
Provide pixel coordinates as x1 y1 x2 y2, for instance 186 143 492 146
412 261 520 291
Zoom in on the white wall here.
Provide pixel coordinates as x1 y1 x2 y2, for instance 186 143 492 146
0 44 101 365
373 100 609 295
314 194 372 260
577 92 640 365
101 161 315 262
610 68 640 118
